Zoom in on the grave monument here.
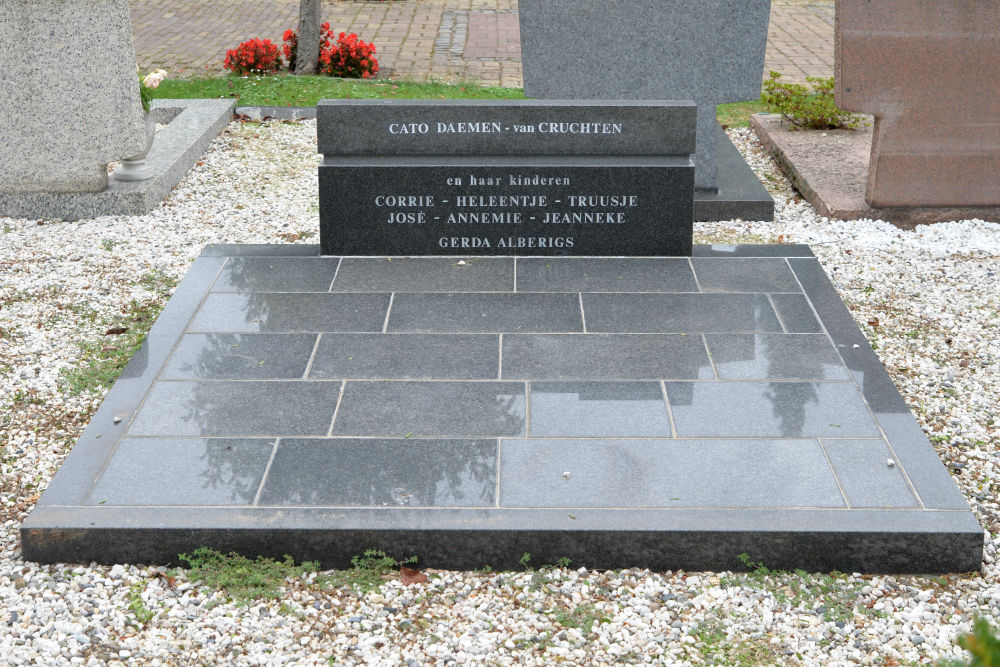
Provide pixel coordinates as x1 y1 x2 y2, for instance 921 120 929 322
318 100 696 255
18 13 983 573
0 0 147 194
517 0 775 221
835 0 1000 208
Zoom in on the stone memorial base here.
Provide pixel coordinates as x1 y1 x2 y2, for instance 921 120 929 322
22 244 982 573
0 100 233 221
695 124 775 222
751 114 1000 227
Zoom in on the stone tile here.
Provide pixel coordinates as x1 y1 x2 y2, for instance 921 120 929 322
200 244 321 258
310 334 499 379
529 382 672 437
212 257 341 292
769 293 823 333
664 381 882 438
704 334 849 380
128 381 342 437
332 257 513 292
160 334 317 379
332 381 525 437
388 293 582 333
499 439 846 508
823 439 919 508
188 293 390 333
692 243 814 258
515 258 697 292
88 438 274 506
692 258 801 292
257 438 497 506
582 294 782 333
502 334 711 380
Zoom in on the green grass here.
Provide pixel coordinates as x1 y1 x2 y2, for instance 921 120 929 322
59 270 177 396
153 74 524 106
717 99 768 128
154 73 766 126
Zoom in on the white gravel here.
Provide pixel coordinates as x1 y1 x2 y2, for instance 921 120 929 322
1 119 999 666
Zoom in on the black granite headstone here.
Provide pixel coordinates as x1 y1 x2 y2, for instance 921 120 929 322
318 100 696 256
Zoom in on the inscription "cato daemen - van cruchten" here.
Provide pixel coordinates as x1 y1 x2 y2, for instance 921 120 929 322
387 121 624 135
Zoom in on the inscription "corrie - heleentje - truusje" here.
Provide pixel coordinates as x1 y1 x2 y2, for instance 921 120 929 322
387 121 624 135
374 170 640 252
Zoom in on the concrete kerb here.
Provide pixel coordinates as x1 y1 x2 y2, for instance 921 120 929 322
0 99 235 221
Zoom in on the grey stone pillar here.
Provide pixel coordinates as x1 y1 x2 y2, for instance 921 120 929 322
0 0 147 193
518 0 771 193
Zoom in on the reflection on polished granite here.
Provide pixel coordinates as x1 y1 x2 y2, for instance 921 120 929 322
23 245 983 573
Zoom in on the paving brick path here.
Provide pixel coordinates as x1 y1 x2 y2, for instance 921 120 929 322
130 0 832 87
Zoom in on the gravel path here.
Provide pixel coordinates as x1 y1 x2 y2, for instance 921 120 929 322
1 119 998 666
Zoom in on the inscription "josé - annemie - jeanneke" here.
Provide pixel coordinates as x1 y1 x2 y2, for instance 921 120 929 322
388 121 624 135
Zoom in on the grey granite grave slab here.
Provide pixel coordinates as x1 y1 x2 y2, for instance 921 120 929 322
22 245 983 573
0 99 234 220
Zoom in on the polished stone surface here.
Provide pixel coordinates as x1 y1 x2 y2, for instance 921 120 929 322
515 257 697 293
704 334 850 380
501 334 710 380
528 382 671 437
23 245 982 573
88 438 274 506
500 439 845 508
582 293 784 333
310 334 499 380
331 381 526 437
388 293 584 333
319 159 694 256
317 100 697 156
189 293 390 333
161 334 317 379
518 0 771 201
257 439 497 507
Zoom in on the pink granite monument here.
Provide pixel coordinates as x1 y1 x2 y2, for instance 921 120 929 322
834 0 1000 208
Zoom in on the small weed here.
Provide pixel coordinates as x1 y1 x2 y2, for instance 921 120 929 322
276 230 315 242
519 552 532 569
723 553 878 624
551 603 608 634
137 269 177 297
101 238 126 251
178 547 319 604
127 580 156 627
10 388 44 406
320 549 417 593
689 616 784 666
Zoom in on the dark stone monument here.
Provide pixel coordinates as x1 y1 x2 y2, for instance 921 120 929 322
318 99 696 256
518 0 775 222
